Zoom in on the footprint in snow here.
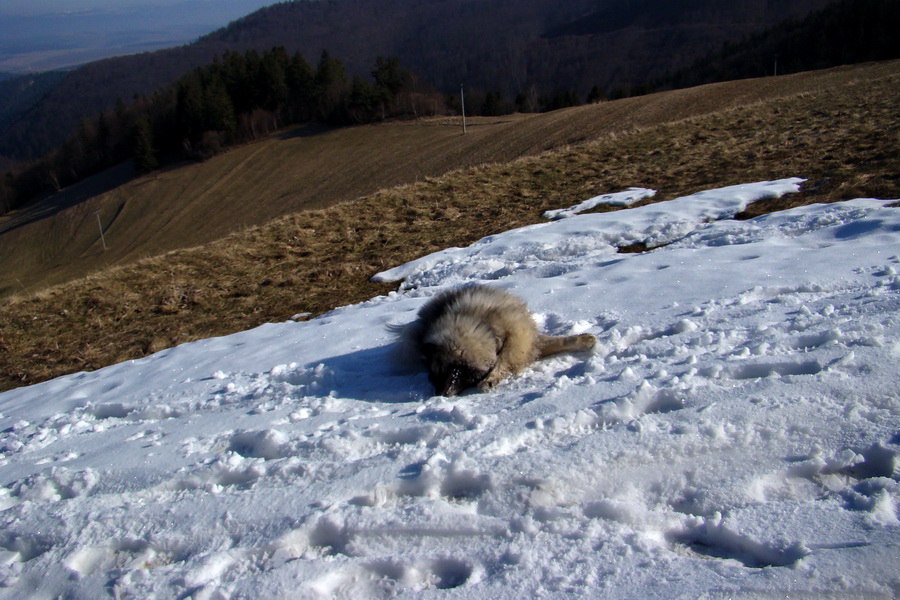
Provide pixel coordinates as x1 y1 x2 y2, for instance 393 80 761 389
666 514 809 569
309 556 478 598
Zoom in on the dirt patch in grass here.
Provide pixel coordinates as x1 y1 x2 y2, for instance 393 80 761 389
1 62 898 391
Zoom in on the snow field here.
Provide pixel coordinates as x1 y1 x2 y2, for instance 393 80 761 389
0 179 898 599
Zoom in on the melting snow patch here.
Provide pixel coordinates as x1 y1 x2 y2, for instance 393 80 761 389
1 180 899 599
542 187 657 219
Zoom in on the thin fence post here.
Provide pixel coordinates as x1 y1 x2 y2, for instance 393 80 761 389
95 210 108 251
460 84 467 134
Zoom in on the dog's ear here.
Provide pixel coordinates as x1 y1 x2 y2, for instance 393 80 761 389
494 333 506 353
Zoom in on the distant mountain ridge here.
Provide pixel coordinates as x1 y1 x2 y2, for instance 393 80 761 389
0 0 842 163
0 0 274 72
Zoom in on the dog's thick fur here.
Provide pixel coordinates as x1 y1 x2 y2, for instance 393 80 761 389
401 285 596 396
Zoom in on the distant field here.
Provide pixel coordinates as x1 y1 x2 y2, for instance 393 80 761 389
0 43 182 73
0 60 898 391
0 0 272 72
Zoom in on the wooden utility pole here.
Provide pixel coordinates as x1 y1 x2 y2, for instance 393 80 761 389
460 84 467 134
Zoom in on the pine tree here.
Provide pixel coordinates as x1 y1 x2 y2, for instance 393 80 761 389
481 91 505 116
315 50 348 123
587 85 606 104
176 73 205 143
132 116 158 173
286 51 315 121
258 47 290 111
348 75 378 123
202 80 237 135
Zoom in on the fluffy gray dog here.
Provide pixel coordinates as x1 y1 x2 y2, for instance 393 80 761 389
401 285 596 396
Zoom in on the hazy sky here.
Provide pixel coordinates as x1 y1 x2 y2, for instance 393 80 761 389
0 0 274 17
0 0 279 72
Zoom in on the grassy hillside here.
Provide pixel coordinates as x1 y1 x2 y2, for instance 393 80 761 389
1 0 831 162
4 60 897 298
1 60 898 391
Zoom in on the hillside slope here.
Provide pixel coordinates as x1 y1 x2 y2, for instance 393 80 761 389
0 0 831 162
1 183 898 598
3 60 897 299
0 60 898 391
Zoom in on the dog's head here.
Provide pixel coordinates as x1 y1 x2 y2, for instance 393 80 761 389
422 349 491 396
421 319 500 396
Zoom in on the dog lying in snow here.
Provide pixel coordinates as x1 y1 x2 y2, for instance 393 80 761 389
399 285 596 396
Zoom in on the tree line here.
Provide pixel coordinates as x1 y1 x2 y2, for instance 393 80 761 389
0 48 446 215
0 42 602 216
656 0 900 92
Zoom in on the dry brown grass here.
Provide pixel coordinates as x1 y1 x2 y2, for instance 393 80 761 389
1 61 898 391
4 60 899 297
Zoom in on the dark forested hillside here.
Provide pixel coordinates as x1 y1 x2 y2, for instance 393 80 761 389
660 0 900 90
0 45 222 164
0 71 68 156
0 48 435 215
0 0 833 164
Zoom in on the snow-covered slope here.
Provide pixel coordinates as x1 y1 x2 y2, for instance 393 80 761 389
1 179 898 599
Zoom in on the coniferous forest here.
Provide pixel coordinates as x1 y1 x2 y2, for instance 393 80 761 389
0 49 441 215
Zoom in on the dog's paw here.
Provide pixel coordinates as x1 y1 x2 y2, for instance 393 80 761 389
478 380 495 393
478 370 504 393
575 333 597 350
